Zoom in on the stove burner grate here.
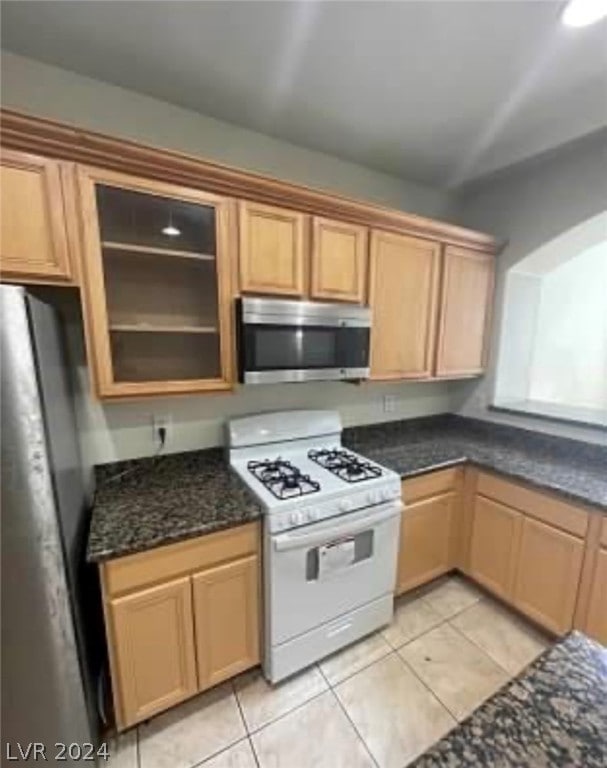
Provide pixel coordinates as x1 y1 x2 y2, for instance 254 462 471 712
247 458 321 500
308 448 382 483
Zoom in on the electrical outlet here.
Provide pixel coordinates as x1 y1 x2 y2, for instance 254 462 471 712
151 414 171 445
383 395 397 413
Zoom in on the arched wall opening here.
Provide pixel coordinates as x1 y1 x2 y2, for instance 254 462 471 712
494 211 607 426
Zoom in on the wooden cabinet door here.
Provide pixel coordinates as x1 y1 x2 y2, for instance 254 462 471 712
77 166 235 398
109 576 197 727
396 491 456 595
435 246 494 377
311 217 367 302
369 231 440 379
585 548 607 644
239 201 306 296
513 517 584 635
1 150 72 283
192 555 260 690
469 496 521 600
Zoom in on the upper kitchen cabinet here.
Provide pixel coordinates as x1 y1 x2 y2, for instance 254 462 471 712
369 231 440 379
239 201 306 296
77 167 235 398
435 246 495 377
310 217 368 303
0 149 73 284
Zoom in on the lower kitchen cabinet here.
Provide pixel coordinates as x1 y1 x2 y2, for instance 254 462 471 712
585 549 607 644
397 469 460 595
100 522 261 730
464 471 591 636
109 576 198 726
397 492 456 595
513 517 584 635
193 555 260 689
468 495 521 601
396 467 603 640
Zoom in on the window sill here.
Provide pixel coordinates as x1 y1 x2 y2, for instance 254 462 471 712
490 400 607 432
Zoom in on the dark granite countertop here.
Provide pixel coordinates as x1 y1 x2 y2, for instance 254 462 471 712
412 631 607 767
87 448 261 562
87 414 606 563
344 414 607 511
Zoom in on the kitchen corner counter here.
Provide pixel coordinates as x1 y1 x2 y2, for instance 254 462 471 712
412 631 607 767
87 414 606 564
344 415 607 511
87 448 262 562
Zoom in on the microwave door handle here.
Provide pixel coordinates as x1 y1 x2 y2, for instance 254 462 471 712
273 501 402 553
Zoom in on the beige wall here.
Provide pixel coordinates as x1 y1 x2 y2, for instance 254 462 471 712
1 51 449 215
1 51 468 464
66 319 469 465
452 130 607 446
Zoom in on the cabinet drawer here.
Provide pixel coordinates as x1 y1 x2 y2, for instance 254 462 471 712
104 522 260 596
402 467 462 503
476 472 588 537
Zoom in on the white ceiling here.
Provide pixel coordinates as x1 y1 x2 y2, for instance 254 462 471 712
1 1 606 188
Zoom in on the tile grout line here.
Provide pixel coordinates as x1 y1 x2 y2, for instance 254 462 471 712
141 681 251 768
382 615 448 653
188 735 251 768
318 663 380 768
446 616 517 677
231 678 262 768
318 637 393 688
237 668 330 737
249 736 263 768
136 727 141 768
232 677 251 734
392 646 461 727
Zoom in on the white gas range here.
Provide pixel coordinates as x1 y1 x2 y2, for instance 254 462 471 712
228 410 402 683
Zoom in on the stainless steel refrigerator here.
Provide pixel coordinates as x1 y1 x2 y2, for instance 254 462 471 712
1 285 103 759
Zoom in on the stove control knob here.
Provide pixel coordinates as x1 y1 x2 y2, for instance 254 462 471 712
367 491 379 505
339 499 353 513
382 489 393 501
289 512 300 526
307 510 317 521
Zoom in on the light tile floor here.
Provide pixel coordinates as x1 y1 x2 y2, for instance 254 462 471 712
106 576 551 768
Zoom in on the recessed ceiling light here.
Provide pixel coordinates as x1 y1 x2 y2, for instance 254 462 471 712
562 0 607 27
161 224 181 237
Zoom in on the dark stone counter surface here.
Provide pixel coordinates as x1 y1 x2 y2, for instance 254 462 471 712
344 414 607 511
88 414 606 563
412 631 607 767
87 448 261 562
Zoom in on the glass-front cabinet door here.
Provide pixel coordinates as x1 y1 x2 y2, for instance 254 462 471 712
77 167 234 397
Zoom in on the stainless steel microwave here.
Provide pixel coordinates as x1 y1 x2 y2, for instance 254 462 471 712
237 297 371 384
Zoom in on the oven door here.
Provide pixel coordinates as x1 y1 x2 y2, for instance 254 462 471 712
238 298 370 383
266 501 401 645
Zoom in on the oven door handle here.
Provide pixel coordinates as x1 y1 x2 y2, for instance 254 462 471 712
272 501 402 552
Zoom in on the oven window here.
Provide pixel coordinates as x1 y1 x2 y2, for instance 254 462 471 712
243 324 369 371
